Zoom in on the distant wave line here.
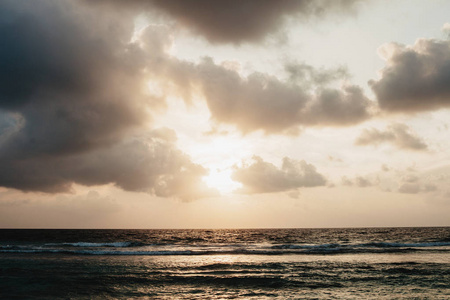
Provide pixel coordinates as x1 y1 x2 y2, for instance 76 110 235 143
1 242 449 256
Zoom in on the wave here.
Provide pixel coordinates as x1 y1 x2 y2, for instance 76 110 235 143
271 241 450 250
0 249 194 255
358 241 450 248
0 248 443 256
1 241 449 256
0 247 449 256
45 242 145 248
271 243 340 249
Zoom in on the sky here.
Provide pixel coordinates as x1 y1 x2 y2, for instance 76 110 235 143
0 0 449 229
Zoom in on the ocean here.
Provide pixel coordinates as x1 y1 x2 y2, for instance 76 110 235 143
0 227 449 299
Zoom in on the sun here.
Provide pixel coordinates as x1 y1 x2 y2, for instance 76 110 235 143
203 168 242 195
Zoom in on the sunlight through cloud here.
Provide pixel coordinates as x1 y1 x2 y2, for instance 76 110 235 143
202 168 242 195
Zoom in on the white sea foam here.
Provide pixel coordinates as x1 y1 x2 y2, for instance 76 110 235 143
358 241 450 248
46 242 136 247
2 237 450 256
69 242 134 247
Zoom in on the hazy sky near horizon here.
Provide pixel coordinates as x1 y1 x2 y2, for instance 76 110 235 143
1 0 449 228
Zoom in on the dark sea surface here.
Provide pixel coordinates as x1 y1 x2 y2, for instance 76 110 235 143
0 227 449 299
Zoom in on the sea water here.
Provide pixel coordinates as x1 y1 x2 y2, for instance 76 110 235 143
1 227 449 299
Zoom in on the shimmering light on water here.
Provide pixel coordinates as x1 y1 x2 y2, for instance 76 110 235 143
1 228 449 299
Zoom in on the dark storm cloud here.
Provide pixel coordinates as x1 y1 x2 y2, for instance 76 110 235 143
0 0 214 199
88 0 361 44
355 123 427 151
0 0 149 157
370 39 450 112
0 1 136 109
232 156 326 194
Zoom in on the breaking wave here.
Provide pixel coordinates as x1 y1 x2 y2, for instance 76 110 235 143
1 241 449 256
45 242 145 247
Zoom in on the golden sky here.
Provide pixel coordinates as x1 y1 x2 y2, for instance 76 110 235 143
0 0 449 228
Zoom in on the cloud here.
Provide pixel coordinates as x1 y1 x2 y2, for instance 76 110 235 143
301 85 372 126
443 23 450 39
328 155 343 163
0 0 151 157
355 123 428 151
92 8 373 135
395 170 440 195
0 0 369 197
0 0 370 198
0 130 217 200
341 176 354 186
370 38 450 113
232 156 326 194
341 166 445 195
195 58 372 133
88 0 361 44
0 0 215 200
423 184 438 192
133 28 373 134
285 62 350 86
341 175 373 187
355 176 372 187
401 174 419 183
398 183 421 194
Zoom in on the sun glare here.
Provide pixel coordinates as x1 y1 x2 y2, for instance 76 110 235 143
203 168 242 195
